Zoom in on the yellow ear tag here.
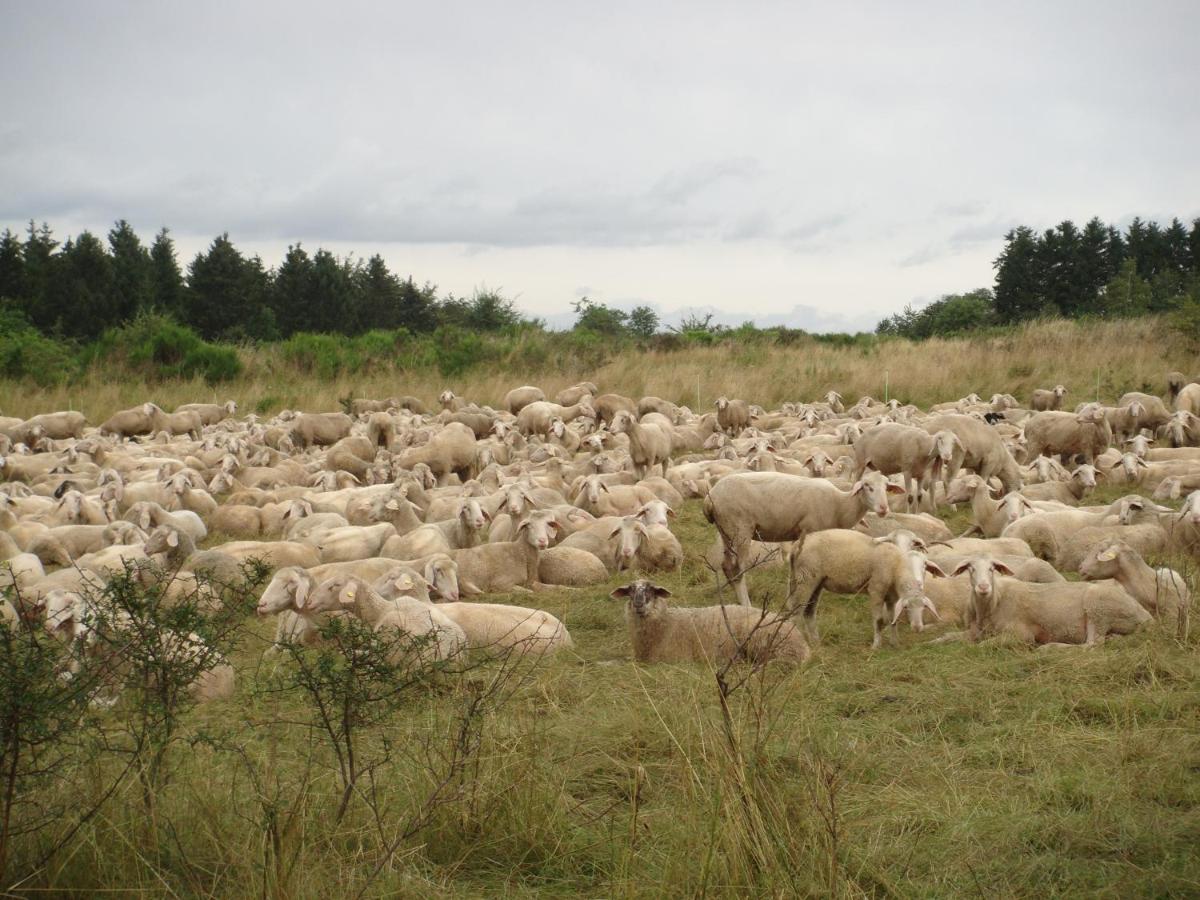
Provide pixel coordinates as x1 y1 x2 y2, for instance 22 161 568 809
1097 550 1117 562
397 575 414 590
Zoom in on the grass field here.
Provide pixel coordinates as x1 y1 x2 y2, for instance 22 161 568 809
12 487 1200 898
0 316 1191 422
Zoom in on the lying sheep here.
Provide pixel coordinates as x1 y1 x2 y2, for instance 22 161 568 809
448 511 560 594
947 556 1151 646
612 580 809 665
1079 540 1190 639
538 545 609 585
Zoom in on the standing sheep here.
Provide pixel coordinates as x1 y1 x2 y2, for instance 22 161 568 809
1031 385 1068 411
609 410 672 479
1023 406 1113 465
714 397 751 436
504 385 546 414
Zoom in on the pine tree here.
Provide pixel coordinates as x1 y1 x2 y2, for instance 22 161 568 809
185 234 256 339
22 221 58 330
107 219 153 323
46 231 117 339
0 230 26 306
993 227 1046 322
149 228 185 319
271 244 315 335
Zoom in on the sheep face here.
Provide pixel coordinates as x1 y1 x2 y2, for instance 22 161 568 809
423 556 460 602
256 567 312 616
610 580 671 620
458 498 490 531
516 512 559 551
1178 492 1200 526
951 556 1015 608
636 501 673 528
610 517 649 571
1079 543 1124 581
852 472 904 518
890 552 945 632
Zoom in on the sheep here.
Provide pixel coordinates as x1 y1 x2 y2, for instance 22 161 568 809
1102 401 1150 444
787 529 946 647
209 540 321 569
1031 385 1068 411
1079 540 1190 639
516 399 595 436
19 410 88 440
290 573 466 664
417 599 572 657
1162 411 1200 448
555 382 598 406
176 401 238 426
394 422 478 484
714 397 751 436
307 523 397 564
921 414 1023 493
143 525 243 582
1018 465 1097 504
999 499 1128 562
1175 383 1200 416
123 501 207 543
561 514 680 574
946 556 1151 646
574 475 658 519
609 411 671 479
1117 392 1172 433
854 423 941 511
538 545 610 585
504 385 546 414
591 393 637 426
704 470 904 606
446 511 560 594
98 402 159 438
1023 406 1112 465
855 511 956 544
611 580 809 665
289 412 353 448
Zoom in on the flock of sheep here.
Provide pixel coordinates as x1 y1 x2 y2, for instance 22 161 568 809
3 371 1200 702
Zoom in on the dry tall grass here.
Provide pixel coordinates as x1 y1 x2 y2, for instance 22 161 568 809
1 316 1188 420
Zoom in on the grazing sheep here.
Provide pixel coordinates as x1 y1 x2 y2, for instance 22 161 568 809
289 412 353 449
555 382 598 406
921 414 1023 493
516 399 595 437
787 529 946 648
176 401 237 426
1031 385 1068 411
1079 540 1190 639
504 385 546 414
854 423 940 511
946 556 1151 646
394 422 478 484
1023 406 1112 465
611 580 809 665
1175 383 1200 416
704 470 904 606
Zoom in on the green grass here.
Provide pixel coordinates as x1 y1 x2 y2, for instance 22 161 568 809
11 500 1200 898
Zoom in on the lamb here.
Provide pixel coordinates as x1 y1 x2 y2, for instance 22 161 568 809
609 410 671 479
1079 541 1190 639
787 529 946 647
946 556 1151 646
704 470 904 606
1022 406 1112 465
611 580 810 665
853 423 942 511
561 514 680 574
1030 385 1068 411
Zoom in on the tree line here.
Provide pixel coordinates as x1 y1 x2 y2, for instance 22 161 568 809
0 221 537 342
878 216 1200 338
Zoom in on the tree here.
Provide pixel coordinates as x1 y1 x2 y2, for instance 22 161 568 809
1077 217 1111 312
107 220 153 323
571 296 628 335
184 234 264 339
307 249 356 334
271 244 315 335
353 254 403 331
149 228 185 319
22 221 58 330
993 227 1046 323
44 231 117 339
0 230 26 305
1096 259 1151 317
628 305 659 337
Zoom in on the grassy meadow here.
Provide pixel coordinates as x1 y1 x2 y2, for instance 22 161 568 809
0 316 1192 422
9 490 1200 898
4 315 1200 897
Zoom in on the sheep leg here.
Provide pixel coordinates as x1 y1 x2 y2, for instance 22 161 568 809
722 539 752 607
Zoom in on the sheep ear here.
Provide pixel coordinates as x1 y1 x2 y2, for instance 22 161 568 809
608 524 623 538
922 597 941 619
600 482 611 493
338 581 359 607
885 483 906 495
1096 548 1118 562
423 562 437 587
925 560 947 578
395 574 415 591
991 560 1016 576
890 598 908 625
666 506 676 518
293 576 309 609
951 560 973 577
1137 458 1148 469
650 585 672 598
609 585 634 600
166 530 179 548
850 480 865 495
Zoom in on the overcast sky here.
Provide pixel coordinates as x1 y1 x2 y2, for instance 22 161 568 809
2 1 1197 331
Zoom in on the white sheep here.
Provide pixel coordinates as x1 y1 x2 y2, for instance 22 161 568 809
1079 540 1190 639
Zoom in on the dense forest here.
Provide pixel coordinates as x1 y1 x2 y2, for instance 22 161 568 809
1 215 1198 359
877 216 1200 338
